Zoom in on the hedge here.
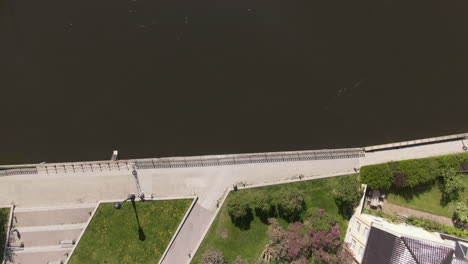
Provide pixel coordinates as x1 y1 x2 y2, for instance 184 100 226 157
397 158 440 188
406 216 468 239
360 153 468 190
360 163 393 190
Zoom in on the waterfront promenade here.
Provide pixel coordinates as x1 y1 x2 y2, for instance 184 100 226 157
0 134 467 264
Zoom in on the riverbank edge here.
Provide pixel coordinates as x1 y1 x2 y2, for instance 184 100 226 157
1 132 467 169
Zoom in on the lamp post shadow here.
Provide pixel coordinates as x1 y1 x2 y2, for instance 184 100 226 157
131 200 146 241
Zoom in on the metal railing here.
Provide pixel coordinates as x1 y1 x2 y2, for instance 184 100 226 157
36 161 134 175
0 167 38 177
135 148 365 169
0 148 364 176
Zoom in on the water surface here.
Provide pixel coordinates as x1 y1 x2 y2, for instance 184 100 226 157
1 0 467 164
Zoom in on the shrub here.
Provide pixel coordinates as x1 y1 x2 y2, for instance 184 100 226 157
277 190 304 222
360 163 393 190
0 209 8 263
333 175 362 217
227 193 253 229
362 208 400 224
406 216 441 232
406 216 468 238
440 168 465 202
454 202 468 224
252 191 275 223
202 250 225 264
438 153 468 170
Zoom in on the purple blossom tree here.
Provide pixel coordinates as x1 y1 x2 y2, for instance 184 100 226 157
266 210 353 264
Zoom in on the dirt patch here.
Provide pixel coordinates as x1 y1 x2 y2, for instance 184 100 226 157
221 228 228 239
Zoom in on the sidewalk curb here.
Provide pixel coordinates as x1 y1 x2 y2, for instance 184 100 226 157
189 189 230 264
239 170 356 190
158 196 198 264
188 170 357 263
2 205 14 264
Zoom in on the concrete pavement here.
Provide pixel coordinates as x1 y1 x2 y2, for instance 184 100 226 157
6 205 95 264
0 138 466 263
361 139 466 166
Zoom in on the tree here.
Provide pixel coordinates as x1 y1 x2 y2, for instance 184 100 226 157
304 209 339 233
440 167 465 202
333 175 362 217
227 193 253 229
360 163 393 190
267 214 352 264
309 224 352 264
277 190 304 222
201 250 225 264
267 219 309 262
252 191 275 223
454 202 468 225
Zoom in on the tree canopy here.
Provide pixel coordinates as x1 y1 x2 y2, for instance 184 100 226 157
277 190 305 222
333 175 362 217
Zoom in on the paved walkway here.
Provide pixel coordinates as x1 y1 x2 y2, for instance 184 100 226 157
0 139 466 264
361 139 466 166
382 201 453 226
7 205 94 264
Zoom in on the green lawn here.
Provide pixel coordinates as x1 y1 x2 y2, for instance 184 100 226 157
192 176 353 264
387 177 468 218
69 199 192 264
0 207 10 263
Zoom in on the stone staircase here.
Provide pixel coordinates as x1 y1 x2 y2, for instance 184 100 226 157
6 204 96 264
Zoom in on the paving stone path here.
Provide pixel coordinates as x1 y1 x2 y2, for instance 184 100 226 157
382 200 453 226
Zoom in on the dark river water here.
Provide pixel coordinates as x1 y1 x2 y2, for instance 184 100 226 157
1 0 467 164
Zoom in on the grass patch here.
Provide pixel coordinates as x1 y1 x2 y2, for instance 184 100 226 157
387 177 468 218
192 176 353 264
0 208 10 263
69 199 192 264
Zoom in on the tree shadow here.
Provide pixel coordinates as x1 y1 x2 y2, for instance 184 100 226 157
334 199 355 219
230 208 254 230
278 200 305 223
389 183 434 202
255 205 277 224
131 200 146 241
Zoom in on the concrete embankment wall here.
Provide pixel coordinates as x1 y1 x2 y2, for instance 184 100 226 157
1 132 467 177
365 132 468 152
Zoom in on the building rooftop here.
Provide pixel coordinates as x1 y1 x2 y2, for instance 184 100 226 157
362 223 468 264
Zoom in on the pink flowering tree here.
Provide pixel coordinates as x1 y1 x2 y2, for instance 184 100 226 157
267 209 353 264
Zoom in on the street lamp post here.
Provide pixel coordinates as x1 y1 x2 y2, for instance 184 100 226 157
114 193 136 209
462 139 467 151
